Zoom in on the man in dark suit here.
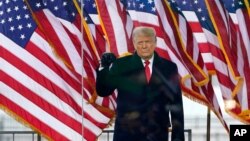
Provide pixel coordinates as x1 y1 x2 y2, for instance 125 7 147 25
96 26 184 141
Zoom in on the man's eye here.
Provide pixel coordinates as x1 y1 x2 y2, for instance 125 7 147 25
137 42 143 45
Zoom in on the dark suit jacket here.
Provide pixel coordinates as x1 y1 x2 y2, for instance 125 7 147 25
96 52 184 141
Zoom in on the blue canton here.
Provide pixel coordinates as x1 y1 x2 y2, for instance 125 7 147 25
83 0 97 24
28 0 77 22
0 0 37 48
121 0 157 15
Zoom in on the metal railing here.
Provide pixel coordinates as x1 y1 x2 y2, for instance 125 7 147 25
0 129 192 141
0 131 41 141
102 129 192 141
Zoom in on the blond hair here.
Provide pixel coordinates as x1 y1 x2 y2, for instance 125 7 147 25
132 26 156 42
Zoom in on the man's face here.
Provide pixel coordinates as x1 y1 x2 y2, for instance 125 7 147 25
133 35 156 60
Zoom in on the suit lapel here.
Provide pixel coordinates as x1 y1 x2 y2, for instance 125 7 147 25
130 53 149 84
149 52 161 85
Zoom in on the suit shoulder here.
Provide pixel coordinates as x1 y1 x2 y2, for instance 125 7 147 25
160 57 177 68
114 54 133 64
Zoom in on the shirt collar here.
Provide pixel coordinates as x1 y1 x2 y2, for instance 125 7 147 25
141 54 154 66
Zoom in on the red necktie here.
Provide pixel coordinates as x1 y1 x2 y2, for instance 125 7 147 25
144 60 151 83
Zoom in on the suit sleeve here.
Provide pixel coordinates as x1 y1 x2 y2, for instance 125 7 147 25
170 64 185 141
95 64 117 97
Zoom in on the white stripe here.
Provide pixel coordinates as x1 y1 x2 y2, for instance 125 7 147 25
89 14 100 25
192 39 200 62
156 37 168 51
128 10 159 26
238 82 248 110
203 29 220 48
229 13 238 24
44 10 83 75
201 53 213 63
105 1 128 54
125 15 133 38
220 84 234 99
183 11 199 22
179 17 188 48
0 82 82 140
0 34 111 124
83 117 103 136
212 76 230 126
88 24 97 40
237 37 244 75
193 33 208 43
212 56 229 76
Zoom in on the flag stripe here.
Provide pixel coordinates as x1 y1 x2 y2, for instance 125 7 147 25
0 94 69 141
96 0 129 55
0 82 82 140
0 48 108 131
1 71 82 134
32 9 83 77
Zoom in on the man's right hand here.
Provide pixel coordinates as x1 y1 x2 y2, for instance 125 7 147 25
100 52 116 68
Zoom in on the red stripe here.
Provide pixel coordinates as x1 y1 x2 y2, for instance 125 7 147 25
188 22 203 32
205 63 215 71
96 1 120 55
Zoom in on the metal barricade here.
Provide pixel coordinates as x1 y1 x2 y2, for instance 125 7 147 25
102 129 192 141
0 131 41 141
0 129 192 141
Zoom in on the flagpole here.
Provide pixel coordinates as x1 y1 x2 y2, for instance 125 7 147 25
80 0 84 141
206 107 211 141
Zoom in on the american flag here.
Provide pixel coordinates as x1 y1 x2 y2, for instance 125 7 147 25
216 0 250 123
1 0 249 140
0 0 111 140
167 0 232 129
157 0 212 104
83 0 107 56
81 0 119 111
27 0 117 112
95 0 133 56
